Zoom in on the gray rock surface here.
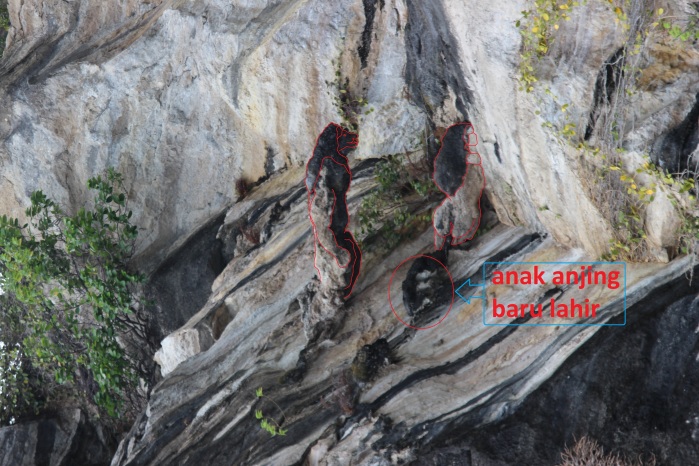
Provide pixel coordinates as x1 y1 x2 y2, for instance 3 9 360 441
1 0 697 264
0 0 698 464
113 214 696 464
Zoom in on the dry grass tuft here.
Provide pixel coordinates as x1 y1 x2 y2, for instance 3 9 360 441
558 436 656 466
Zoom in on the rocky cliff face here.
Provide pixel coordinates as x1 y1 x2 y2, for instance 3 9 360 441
1 0 699 464
0 409 112 466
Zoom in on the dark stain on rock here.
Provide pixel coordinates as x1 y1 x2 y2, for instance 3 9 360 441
282 348 308 385
493 140 502 164
433 123 470 196
358 0 380 69
34 420 56 466
264 144 276 179
584 47 625 141
651 92 699 175
403 0 473 119
306 123 362 296
146 212 227 337
351 338 391 382
482 233 544 272
360 315 529 425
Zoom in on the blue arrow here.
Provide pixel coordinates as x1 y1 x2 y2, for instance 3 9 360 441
456 278 486 304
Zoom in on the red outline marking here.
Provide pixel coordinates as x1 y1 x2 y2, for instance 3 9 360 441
305 123 362 299
431 122 486 250
388 255 455 330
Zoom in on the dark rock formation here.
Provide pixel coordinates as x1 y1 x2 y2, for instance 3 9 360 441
146 213 227 337
584 47 625 141
652 93 699 175
351 338 391 382
433 123 485 249
401 254 452 319
403 0 472 119
0 409 112 466
303 123 362 341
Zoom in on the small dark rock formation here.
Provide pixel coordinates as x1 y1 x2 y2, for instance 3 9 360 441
402 254 452 319
351 338 391 382
584 47 625 142
305 122 362 297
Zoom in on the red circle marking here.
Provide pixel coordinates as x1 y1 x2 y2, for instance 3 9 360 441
388 254 455 330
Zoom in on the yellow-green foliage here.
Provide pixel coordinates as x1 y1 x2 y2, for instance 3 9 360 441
654 7 699 41
254 387 287 437
583 144 698 261
516 0 580 92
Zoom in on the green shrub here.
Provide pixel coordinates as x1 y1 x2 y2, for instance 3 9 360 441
358 152 439 252
254 387 287 436
0 168 147 423
0 2 8 30
0 327 42 425
0 1 9 58
655 7 699 42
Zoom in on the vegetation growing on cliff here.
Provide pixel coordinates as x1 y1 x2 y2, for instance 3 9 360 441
328 52 374 132
0 1 9 58
517 0 699 262
558 436 656 465
656 6 699 41
517 0 580 93
357 148 439 252
254 387 287 436
0 169 152 426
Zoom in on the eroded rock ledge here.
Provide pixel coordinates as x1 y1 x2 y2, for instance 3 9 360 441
113 181 697 464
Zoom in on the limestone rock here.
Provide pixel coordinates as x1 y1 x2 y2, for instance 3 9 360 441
645 188 682 253
0 0 697 265
153 327 213 377
1 0 699 464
